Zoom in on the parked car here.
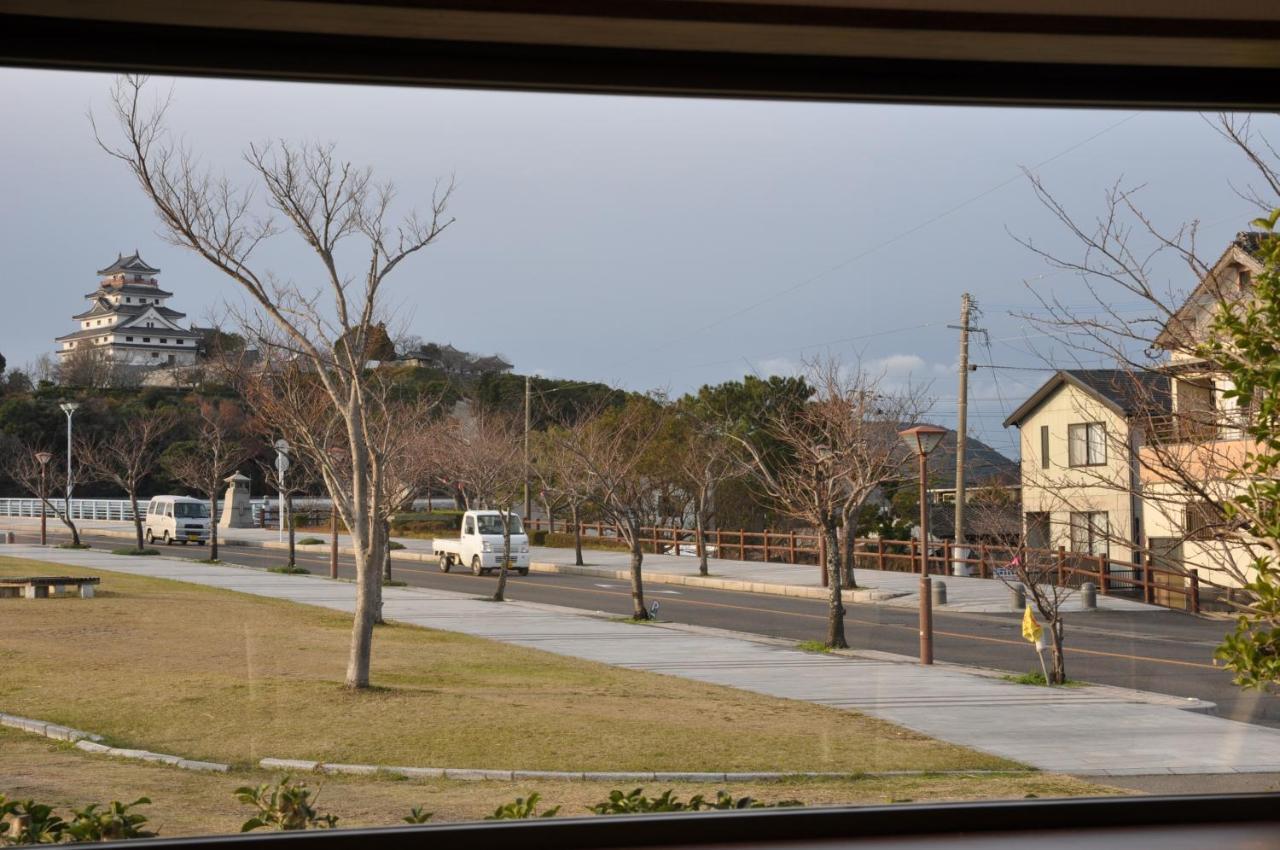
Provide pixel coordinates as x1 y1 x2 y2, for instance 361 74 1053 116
433 510 530 576
145 495 212 545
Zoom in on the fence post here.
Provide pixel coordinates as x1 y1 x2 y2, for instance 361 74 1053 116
979 543 988 579
1190 569 1200 614
1097 555 1109 595
738 529 745 561
877 537 885 571
818 533 828 586
789 530 796 564
1143 560 1154 605
1056 546 1066 585
763 529 770 562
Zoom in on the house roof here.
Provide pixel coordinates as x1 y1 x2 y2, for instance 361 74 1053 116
97 251 160 276
72 301 185 321
898 425 1019 488
84 283 174 299
1002 369 1171 428
1155 232 1269 349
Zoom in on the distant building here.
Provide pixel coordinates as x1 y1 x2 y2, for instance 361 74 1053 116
398 342 513 376
55 252 201 367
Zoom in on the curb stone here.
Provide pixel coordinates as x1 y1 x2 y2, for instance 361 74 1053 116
257 759 1031 782
3 709 228 773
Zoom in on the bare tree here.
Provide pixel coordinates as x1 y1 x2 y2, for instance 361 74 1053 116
440 408 525 600
56 346 139 390
671 403 737 576
162 399 251 560
95 75 453 689
732 359 926 649
531 426 588 566
78 410 177 552
1 437 82 546
552 396 669 620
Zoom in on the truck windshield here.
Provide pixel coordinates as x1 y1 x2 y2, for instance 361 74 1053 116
476 515 522 535
174 503 210 519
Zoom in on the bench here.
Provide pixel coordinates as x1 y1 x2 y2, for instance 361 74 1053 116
0 576 101 599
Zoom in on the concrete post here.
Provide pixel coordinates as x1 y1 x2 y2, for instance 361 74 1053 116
1081 581 1097 610
1009 582 1025 611
80 584 95 599
931 580 947 606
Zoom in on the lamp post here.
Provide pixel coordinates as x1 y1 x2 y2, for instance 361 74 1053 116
899 424 947 666
59 402 80 526
35 451 53 545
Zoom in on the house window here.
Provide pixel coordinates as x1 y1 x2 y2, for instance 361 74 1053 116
126 336 134 342
1185 502 1220 541
177 339 184 345
1068 422 1106 466
126 297 132 303
143 337 151 343
1069 511 1109 556
1039 425 1049 469
160 338 168 344
151 352 159 358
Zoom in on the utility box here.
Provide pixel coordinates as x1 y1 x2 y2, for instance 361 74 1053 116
219 472 254 529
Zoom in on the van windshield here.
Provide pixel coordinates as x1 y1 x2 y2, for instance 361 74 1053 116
174 503 210 519
476 515 522 535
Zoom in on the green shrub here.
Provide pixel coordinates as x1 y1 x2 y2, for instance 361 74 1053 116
544 532 630 553
57 542 91 550
235 776 338 832
531 530 548 546
297 537 325 546
387 541 405 550
269 565 310 575
796 641 832 654
0 794 154 844
589 789 802 815
485 793 559 820
111 547 160 556
403 806 434 824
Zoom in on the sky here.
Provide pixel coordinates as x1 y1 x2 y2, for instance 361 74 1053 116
0 68 1271 459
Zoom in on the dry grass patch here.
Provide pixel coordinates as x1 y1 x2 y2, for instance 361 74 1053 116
0 729 1123 838
2 555 1009 773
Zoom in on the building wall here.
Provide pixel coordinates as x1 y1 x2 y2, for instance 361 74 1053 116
1017 383 1139 563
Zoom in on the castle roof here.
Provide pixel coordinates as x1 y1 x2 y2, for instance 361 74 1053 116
97 251 160 276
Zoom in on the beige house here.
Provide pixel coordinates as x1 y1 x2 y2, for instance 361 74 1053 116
1138 233 1268 590
1003 369 1169 571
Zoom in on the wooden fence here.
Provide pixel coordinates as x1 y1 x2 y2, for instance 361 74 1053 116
526 517 1204 614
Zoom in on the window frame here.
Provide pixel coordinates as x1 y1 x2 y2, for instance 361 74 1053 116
1067 422 1107 467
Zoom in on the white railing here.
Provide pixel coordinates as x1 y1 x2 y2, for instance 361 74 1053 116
0 497 150 521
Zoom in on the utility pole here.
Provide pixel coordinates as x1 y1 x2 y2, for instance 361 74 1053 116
523 374 532 521
948 293 989 576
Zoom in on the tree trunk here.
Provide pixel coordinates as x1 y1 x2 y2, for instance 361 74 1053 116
209 494 220 561
628 521 648 620
130 492 144 551
571 501 584 566
58 491 82 546
287 491 296 568
824 522 848 648
382 517 392 583
345 530 379 689
840 517 857 589
696 506 709 576
1049 618 1066 684
493 509 512 602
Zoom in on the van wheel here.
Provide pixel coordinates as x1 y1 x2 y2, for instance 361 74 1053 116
518 568 529 577
145 529 154 544
197 540 206 546
163 531 172 546
471 556 483 576
438 553 451 573
181 540 189 545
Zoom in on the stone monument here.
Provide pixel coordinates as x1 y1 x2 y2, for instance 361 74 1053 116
219 471 254 528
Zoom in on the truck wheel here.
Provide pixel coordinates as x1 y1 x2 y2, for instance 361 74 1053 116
163 531 172 546
438 553 451 573
471 556 483 576
518 568 529 577
145 529 154 544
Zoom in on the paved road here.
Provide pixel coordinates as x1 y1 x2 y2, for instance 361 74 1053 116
25 528 1280 729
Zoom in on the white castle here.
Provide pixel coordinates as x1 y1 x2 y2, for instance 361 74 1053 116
56 252 202 367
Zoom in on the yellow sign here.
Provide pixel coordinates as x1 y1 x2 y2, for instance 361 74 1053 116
1021 605 1043 644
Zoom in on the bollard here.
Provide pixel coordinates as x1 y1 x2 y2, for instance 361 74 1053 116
3 531 14 544
931 580 947 606
1009 582 1025 612
1081 581 1097 610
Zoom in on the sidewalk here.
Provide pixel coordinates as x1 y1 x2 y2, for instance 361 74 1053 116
0 516 1156 615
4 542 1279 776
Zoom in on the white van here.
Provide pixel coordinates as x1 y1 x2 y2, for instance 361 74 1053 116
145 495 212 545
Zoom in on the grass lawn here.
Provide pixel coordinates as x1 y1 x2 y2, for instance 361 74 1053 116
4 555 1027 778
1 729 1121 836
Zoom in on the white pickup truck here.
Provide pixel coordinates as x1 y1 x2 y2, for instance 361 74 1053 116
432 510 531 576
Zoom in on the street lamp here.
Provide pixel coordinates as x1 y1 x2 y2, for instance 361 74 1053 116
35 451 53 545
59 402 80 526
899 424 947 665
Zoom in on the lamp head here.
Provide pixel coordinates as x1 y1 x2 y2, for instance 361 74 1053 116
898 424 947 457
59 402 81 415
35 451 53 466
